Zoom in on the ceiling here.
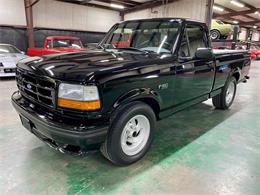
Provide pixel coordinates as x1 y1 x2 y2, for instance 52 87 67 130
213 0 260 30
57 0 177 13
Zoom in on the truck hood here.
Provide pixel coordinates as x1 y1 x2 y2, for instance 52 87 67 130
17 49 163 83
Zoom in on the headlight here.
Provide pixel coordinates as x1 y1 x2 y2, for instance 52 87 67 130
58 83 100 111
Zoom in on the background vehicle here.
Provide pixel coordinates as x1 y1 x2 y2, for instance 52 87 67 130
249 45 260 60
210 19 232 40
0 44 28 77
12 18 250 166
27 36 86 56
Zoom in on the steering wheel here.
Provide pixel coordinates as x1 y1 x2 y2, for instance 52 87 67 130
138 40 171 49
162 41 171 48
138 40 150 48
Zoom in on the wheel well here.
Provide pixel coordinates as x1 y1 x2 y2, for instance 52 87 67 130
232 72 240 81
138 98 160 120
210 29 220 33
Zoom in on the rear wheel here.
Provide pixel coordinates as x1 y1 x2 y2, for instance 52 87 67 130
100 101 156 166
212 76 237 109
210 30 221 40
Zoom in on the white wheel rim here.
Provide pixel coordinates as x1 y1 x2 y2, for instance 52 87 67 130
211 31 219 39
120 115 150 156
226 81 235 105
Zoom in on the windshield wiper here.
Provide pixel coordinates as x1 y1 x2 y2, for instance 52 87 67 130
96 44 105 50
98 45 159 54
116 47 157 54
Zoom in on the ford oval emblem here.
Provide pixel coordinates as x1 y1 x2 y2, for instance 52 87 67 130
27 84 32 89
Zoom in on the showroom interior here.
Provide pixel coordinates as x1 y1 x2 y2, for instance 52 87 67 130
0 0 260 194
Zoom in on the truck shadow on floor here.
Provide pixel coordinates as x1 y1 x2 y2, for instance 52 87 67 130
25 101 243 194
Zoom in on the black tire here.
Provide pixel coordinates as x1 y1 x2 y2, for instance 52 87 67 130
100 101 156 166
212 76 237 109
221 35 228 39
210 30 221 40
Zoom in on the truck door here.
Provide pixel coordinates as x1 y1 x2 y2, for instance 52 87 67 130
173 23 215 105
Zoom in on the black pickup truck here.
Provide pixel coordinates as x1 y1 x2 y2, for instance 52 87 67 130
12 18 250 165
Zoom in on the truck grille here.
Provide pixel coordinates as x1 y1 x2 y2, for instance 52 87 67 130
16 69 56 108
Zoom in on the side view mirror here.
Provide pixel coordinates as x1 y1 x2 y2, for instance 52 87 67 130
195 48 213 59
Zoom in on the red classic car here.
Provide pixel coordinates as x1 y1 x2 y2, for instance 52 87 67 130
249 45 260 60
27 36 86 56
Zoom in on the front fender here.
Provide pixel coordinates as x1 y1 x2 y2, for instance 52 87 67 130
113 88 161 110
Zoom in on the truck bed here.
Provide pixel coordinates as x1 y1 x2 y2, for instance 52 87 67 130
212 49 250 90
213 49 249 55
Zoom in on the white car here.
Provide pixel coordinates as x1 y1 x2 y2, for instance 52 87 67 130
0 44 28 77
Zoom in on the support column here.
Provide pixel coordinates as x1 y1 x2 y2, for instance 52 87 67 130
24 0 37 48
120 11 124 21
246 29 253 50
231 25 239 49
205 0 214 28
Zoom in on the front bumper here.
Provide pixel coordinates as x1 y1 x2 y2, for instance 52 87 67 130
12 91 108 151
0 67 16 77
0 72 15 77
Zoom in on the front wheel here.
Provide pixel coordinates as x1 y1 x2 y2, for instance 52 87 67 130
100 101 156 166
212 76 237 109
210 30 221 40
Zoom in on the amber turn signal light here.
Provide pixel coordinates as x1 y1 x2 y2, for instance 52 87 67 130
58 98 101 111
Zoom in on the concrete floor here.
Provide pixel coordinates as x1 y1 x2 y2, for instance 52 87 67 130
0 61 260 195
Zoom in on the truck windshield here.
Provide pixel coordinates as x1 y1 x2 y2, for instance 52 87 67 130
50 39 83 48
100 20 181 54
0 45 21 53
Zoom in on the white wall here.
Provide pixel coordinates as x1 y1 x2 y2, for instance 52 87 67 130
252 31 260 42
0 0 120 32
239 29 260 42
124 0 208 23
239 28 247 41
33 0 121 32
0 0 26 26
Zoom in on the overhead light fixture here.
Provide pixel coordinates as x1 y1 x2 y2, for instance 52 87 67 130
253 26 258 29
230 0 245 8
233 21 239 24
213 5 224 12
255 11 259 14
110 3 124 9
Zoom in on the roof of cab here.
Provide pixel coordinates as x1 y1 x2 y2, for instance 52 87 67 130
118 18 205 25
45 36 80 40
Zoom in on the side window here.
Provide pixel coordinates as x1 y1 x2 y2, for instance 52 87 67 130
178 29 190 57
186 24 207 57
46 40 52 48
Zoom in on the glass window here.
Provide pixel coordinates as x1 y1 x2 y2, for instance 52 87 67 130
46 40 52 48
0 45 21 53
101 20 181 54
52 39 83 48
251 45 260 50
216 20 224 25
179 29 190 57
186 24 207 57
